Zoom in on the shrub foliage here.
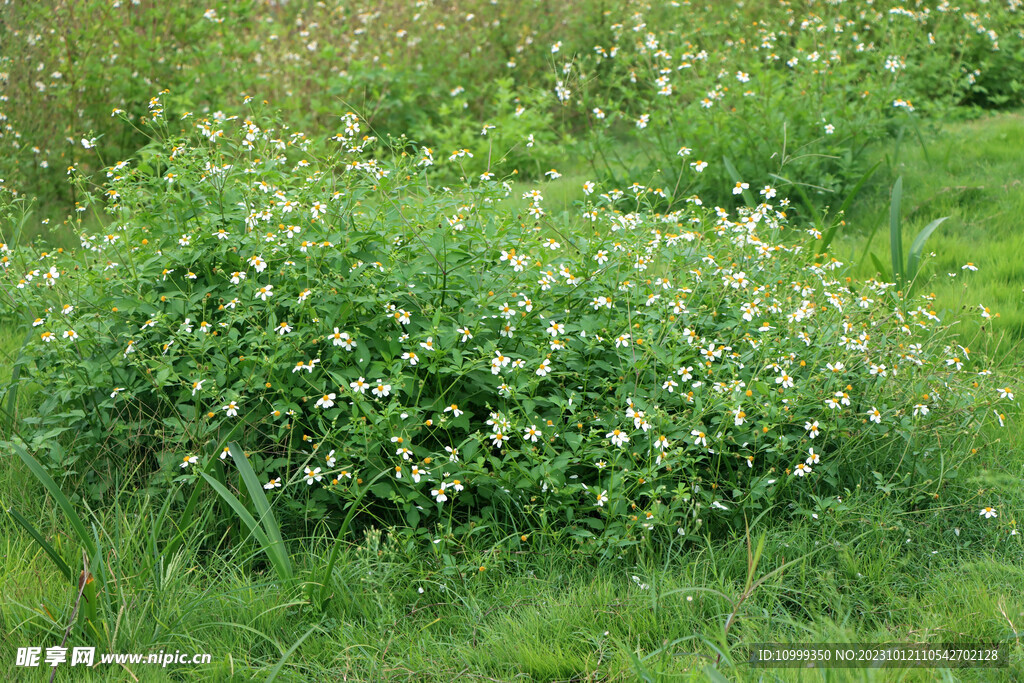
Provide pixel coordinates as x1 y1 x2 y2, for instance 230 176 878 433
1 103 1011 546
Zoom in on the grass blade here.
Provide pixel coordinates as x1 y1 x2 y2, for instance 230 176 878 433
200 473 293 582
769 172 824 240
818 160 882 254
721 156 755 208
869 252 889 280
161 475 206 559
6 506 74 582
889 176 904 287
11 442 96 557
318 468 391 607
703 666 733 683
906 216 950 284
160 430 242 559
227 442 292 580
265 624 320 683
2 326 36 438
836 160 882 219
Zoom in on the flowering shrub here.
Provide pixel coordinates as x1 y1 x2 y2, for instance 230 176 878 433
2 0 1021 218
1 103 1013 545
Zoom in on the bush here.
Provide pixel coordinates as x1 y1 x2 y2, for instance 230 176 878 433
1 102 1012 549
3 0 1022 223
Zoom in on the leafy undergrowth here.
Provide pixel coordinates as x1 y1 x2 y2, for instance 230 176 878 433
1 103 1016 551
0 2 1022 678
0 113 1022 680
4 0 1024 233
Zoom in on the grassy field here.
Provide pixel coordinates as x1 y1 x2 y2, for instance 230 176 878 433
837 112 1024 357
1 113 1022 681
2 441 1022 681
2 0 1023 678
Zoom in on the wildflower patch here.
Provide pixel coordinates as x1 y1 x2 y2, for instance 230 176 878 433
1 106 1012 544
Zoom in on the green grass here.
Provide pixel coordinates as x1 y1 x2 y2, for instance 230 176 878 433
836 112 1024 356
1 322 1022 682
2 115 1023 683
1 477 1021 681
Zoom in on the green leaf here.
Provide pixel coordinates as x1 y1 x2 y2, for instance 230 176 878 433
266 625 320 683
228 442 293 581
906 216 950 284
6 506 74 582
819 160 881 254
770 172 824 234
889 176 904 286
319 467 392 606
721 156 755 208
869 252 889 280
703 666 733 683
200 473 293 583
563 432 582 453
836 160 882 218
11 442 96 557
2 326 35 437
